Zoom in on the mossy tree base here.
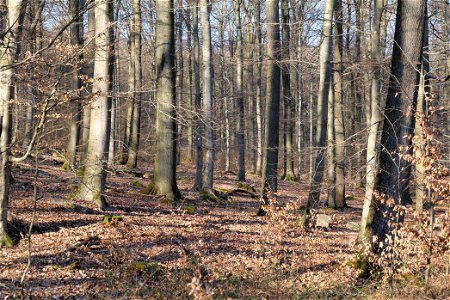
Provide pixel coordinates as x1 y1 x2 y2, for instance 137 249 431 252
0 230 14 247
141 182 181 205
281 172 297 182
200 188 228 203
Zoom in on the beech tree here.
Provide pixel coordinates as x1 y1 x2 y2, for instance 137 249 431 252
260 0 281 202
0 0 25 247
144 0 181 202
75 0 114 210
364 0 427 256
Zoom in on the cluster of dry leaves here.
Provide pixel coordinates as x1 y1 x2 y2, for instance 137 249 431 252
0 158 448 299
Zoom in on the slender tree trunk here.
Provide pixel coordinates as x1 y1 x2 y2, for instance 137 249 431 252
185 5 193 162
295 0 305 178
66 0 83 168
80 4 95 161
201 0 214 189
326 77 336 208
76 0 113 210
260 0 281 202
0 0 24 247
146 0 181 201
370 0 426 254
358 0 385 243
192 0 202 190
414 6 429 213
175 0 183 165
255 0 263 175
127 0 142 168
281 0 296 181
234 0 245 182
333 0 346 207
305 0 334 218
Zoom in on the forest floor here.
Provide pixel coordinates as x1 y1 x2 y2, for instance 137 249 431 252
0 156 449 299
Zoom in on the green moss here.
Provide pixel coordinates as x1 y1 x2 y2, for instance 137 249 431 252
62 161 70 171
1 231 14 247
130 179 144 188
348 255 373 279
236 182 257 194
282 173 297 182
182 204 196 213
200 188 223 203
141 182 158 195
124 262 166 280
103 215 123 225
75 166 86 177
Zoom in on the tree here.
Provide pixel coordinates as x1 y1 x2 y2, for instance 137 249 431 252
126 0 142 168
234 0 245 182
200 0 214 189
260 0 281 203
66 0 84 169
0 0 25 246
358 0 387 243
369 0 426 256
332 0 346 207
144 0 181 202
281 0 296 181
254 0 263 175
304 0 334 222
75 0 114 210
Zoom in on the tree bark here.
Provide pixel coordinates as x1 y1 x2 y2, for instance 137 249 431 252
126 0 142 168
281 0 296 181
260 0 281 202
305 0 334 218
333 0 346 207
0 0 25 247
200 0 214 189
147 0 181 202
75 0 113 210
66 0 83 168
254 0 263 175
234 0 245 182
370 0 426 254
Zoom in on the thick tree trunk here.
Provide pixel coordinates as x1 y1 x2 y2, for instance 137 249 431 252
370 0 426 254
201 0 214 189
260 0 281 202
75 0 113 210
235 0 245 182
146 0 181 202
305 0 334 217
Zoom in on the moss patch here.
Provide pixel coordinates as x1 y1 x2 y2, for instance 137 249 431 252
141 182 158 195
130 179 144 188
103 215 123 225
75 166 86 177
236 182 257 194
0 231 14 247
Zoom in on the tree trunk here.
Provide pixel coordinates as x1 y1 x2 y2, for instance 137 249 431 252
305 0 334 218
260 0 281 202
192 0 202 191
414 6 429 213
370 0 426 254
234 0 245 182
255 0 263 175
175 0 183 165
80 3 95 162
326 78 336 208
146 0 181 202
75 0 113 210
358 0 385 244
126 0 142 168
0 0 25 246
333 0 346 207
66 0 83 169
200 0 214 189
281 0 296 181
185 4 193 162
